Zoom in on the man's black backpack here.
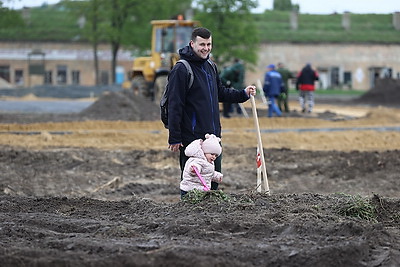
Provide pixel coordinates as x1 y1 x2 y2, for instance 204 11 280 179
160 59 194 129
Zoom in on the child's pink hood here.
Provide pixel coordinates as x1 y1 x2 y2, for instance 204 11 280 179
184 139 206 160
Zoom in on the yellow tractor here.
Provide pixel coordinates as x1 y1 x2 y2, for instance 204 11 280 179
131 18 200 102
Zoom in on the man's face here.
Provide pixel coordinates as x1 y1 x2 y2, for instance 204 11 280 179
191 36 212 59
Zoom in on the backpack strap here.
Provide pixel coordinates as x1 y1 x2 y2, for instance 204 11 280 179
177 59 194 88
178 58 216 88
207 59 217 75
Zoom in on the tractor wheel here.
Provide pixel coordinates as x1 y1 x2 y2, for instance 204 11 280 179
153 75 168 103
131 76 147 97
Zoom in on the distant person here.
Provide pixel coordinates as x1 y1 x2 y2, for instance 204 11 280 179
180 134 223 199
296 63 319 113
276 62 293 113
263 64 283 117
220 58 245 118
220 65 235 118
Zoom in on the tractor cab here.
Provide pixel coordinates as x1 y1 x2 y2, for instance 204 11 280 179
131 19 199 102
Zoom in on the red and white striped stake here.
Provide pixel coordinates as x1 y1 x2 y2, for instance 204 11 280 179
250 95 270 194
256 146 262 192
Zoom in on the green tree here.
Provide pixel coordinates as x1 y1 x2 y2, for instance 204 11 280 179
65 0 108 85
66 0 151 84
86 0 103 85
273 0 293 11
85 0 190 84
102 0 137 84
193 0 259 66
65 0 192 85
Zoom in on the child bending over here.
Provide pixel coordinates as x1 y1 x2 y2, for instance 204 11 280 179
180 134 223 198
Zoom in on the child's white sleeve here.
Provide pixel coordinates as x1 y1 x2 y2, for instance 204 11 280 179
212 171 223 183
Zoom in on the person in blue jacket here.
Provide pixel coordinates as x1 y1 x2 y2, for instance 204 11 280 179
167 27 256 191
263 64 284 117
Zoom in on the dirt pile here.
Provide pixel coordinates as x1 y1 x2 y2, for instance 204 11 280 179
354 78 400 107
79 90 160 121
0 89 161 123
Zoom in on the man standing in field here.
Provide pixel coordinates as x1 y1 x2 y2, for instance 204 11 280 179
221 58 245 118
296 63 319 113
277 62 293 113
263 64 283 117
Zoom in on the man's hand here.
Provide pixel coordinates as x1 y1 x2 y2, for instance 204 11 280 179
245 85 256 97
168 143 183 152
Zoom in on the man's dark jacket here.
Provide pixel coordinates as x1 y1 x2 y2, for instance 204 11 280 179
296 64 319 91
167 45 249 146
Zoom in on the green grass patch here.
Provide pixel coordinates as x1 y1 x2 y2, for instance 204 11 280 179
337 194 377 222
254 12 399 43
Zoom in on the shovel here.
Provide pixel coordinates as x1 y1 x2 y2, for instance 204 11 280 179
192 165 210 191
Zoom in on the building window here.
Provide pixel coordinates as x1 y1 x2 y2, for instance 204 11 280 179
72 70 80 85
14 69 24 86
330 67 340 87
44 70 52 84
57 65 67 85
0 65 10 83
344 71 352 89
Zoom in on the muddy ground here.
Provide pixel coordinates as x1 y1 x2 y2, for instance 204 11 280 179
0 78 400 266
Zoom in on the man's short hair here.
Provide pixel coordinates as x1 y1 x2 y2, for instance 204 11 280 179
192 27 211 41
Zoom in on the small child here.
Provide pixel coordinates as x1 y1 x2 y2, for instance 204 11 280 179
180 134 223 198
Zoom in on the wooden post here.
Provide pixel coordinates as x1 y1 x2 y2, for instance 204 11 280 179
257 79 268 106
250 95 270 194
238 103 249 118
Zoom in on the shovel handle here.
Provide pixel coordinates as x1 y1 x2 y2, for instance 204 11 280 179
192 166 210 191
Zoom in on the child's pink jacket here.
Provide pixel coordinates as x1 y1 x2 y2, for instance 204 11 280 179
180 139 223 192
